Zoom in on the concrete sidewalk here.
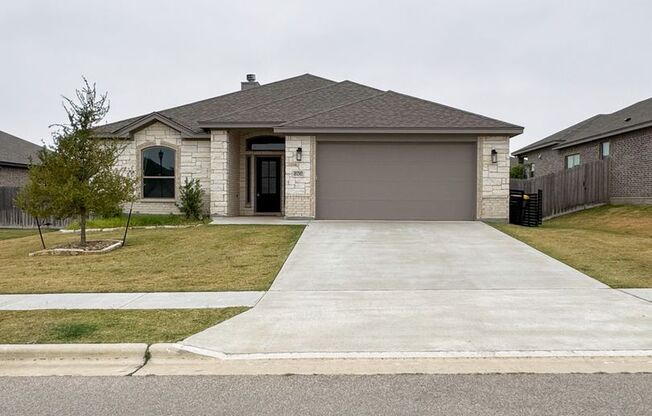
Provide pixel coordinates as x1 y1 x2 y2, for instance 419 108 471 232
0 291 264 310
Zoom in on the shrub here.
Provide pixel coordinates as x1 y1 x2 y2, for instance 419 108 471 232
176 178 205 220
510 164 527 179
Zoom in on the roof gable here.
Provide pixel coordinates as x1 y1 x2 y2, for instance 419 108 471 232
112 112 207 138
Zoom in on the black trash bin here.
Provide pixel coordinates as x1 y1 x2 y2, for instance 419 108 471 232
509 189 542 227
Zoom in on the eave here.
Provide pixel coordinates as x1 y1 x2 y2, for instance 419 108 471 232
272 126 524 136
552 120 652 150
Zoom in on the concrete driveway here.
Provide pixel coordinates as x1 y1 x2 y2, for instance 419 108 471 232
183 222 651 358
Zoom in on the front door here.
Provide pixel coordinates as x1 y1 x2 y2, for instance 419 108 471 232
255 157 281 213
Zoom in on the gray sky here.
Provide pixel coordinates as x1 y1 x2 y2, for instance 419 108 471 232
2 0 651 153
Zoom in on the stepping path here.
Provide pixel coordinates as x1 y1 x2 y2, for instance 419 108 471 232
0 292 264 310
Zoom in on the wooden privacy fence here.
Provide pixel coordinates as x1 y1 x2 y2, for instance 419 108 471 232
0 186 70 228
510 159 610 218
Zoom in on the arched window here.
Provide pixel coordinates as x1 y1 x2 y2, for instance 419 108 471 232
142 146 175 198
246 136 285 151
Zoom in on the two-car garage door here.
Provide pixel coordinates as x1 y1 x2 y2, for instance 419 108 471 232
316 141 477 220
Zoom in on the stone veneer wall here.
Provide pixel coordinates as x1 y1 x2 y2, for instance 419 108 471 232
477 136 510 220
114 122 211 215
209 130 240 216
284 136 316 218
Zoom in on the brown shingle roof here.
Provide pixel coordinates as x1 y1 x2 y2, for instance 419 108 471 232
279 91 522 131
94 74 335 136
0 130 42 167
514 97 652 155
200 81 382 126
95 74 522 136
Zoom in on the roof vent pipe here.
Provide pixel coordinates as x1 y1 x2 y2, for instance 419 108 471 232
241 74 260 90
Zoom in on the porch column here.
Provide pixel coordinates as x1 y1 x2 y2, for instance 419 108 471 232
210 130 239 216
284 135 316 219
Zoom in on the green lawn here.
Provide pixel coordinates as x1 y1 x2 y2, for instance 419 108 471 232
0 308 247 344
0 225 304 293
66 214 209 230
0 228 54 241
491 205 652 288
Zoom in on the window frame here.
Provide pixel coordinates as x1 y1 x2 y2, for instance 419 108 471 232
565 153 581 169
246 136 285 151
600 141 610 159
141 146 177 199
246 155 252 205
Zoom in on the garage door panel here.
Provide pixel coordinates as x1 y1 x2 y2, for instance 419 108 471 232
319 179 473 201
316 141 476 220
317 162 473 183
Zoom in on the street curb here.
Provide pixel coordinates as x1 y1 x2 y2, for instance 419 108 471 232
135 344 652 376
0 344 148 376
2 343 651 376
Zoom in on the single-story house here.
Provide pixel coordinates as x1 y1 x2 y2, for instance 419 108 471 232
94 74 523 220
0 130 42 187
513 97 652 204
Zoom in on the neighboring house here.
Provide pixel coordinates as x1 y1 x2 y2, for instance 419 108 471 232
94 74 523 220
0 130 42 187
513 98 652 204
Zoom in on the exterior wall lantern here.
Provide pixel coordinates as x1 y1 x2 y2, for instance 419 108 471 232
491 149 498 164
296 147 303 161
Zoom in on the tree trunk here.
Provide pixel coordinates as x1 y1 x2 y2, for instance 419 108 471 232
80 208 87 246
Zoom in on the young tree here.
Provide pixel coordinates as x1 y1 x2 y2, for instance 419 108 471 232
16 78 136 246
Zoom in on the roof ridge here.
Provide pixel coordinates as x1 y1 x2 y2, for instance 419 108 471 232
606 96 652 115
386 90 523 129
153 73 335 116
203 81 351 121
280 91 389 126
102 74 336 133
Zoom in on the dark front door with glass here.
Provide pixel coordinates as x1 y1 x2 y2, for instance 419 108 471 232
255 157 281 213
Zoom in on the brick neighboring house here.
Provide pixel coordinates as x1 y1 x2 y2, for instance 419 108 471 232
94 74 523 221
0 130 41 187
513 98 652 204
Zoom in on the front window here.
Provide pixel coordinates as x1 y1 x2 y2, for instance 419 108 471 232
530 163 535 177
142 146 175 198
565 153 581 169
600 141 610 159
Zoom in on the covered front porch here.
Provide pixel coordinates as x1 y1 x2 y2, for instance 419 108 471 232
209 130 315 219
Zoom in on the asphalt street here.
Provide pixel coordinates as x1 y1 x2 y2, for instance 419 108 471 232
1 374 650 415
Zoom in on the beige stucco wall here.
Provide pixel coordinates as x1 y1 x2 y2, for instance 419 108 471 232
284 135 316 218
114 122 211 215
477 136 510 220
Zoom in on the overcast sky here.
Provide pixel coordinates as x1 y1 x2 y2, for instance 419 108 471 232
2 0 651 153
